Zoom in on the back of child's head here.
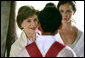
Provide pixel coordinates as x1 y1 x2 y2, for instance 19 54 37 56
38 7 62 33
45 2 56 8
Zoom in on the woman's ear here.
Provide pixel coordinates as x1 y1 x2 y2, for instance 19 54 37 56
73 11 75 15
59 23 62 29
21 23 24 29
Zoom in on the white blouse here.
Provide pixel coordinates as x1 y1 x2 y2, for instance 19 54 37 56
70 29 84 57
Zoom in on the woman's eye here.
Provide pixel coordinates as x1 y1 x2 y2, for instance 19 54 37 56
66 10 72 14
27 20 31 22
34 18 38 22
60 10 64 13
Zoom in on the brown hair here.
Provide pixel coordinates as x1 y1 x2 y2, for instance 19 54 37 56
57 1 76 12
17 6 38 29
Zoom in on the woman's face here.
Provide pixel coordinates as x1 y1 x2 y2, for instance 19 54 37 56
59 3 75 23
21 14 38 35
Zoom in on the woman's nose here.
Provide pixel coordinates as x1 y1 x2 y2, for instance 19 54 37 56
31 21 36 27
63 13 67 18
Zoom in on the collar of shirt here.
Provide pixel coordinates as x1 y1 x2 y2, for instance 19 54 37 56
54 32 64 44
36 35 56 56
27 38 32 45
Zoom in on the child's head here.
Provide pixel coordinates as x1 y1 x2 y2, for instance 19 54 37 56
38 7 62 34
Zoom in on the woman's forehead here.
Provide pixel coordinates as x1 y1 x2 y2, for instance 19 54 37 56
27 15 37 20
59 3 73 10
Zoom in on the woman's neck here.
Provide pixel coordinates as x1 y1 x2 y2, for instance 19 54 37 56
26 33 36 42
59 23 78 46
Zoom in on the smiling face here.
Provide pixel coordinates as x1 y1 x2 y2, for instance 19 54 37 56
59 3 75 23
21 14 38 35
